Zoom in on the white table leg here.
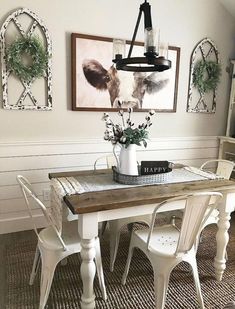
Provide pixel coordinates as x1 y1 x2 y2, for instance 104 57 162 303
80 238 96 309
214 193 233 281
214 210 231 281
78 213 99 309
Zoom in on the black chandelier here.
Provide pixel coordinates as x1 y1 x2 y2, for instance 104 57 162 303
112 0 171 72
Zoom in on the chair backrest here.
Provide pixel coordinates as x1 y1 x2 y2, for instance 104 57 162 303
17 175 67 250
94 154 116 170
147 192 223 256
200 159 235 179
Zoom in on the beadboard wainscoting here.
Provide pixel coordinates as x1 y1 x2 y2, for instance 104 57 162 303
0 136 219 234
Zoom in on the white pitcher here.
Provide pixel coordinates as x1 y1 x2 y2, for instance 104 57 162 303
113 144 138 175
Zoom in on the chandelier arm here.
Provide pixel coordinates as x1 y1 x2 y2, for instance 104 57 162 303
142 1 152 29
127 6 143 58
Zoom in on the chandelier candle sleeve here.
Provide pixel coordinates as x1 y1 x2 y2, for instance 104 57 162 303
113 39 126 60
159 42 169 59
144 28 159 54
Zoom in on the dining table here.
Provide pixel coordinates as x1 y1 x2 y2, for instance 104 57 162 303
49 166 235 309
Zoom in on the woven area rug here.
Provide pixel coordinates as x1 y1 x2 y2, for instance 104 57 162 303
2 214 235 309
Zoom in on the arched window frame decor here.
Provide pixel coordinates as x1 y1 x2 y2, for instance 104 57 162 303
187 38 220 113
0 8 52 110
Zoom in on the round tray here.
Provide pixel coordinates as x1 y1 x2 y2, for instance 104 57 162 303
112 166 172 185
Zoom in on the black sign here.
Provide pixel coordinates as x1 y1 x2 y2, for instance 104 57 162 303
140 161 171 175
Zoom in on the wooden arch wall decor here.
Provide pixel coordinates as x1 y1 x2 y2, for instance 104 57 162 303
0 8 52 110
187 38 219 113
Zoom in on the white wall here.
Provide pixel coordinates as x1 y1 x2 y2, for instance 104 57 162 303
220 0 235 18
0 0 234 142
0 1 235 233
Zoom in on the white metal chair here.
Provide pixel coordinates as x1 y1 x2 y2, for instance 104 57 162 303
172 159 234 231
17 175 107 309
94 154 116 172
122 192 223 309
199 160 234 230
193 159 235 256
94 154 152 272
200 159 234 179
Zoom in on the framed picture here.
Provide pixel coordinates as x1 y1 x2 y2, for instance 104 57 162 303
71 33 180 112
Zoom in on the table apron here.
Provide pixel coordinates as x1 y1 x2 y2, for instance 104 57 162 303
97 200 184 222
77 191 235 239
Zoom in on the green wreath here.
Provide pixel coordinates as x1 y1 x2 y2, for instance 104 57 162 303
6 36 49 82
193 60 221 94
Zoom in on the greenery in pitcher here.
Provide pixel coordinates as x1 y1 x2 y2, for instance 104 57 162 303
102 107 155 148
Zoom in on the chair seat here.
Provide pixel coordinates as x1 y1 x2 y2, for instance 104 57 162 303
39 221 81 252
135 224 180 256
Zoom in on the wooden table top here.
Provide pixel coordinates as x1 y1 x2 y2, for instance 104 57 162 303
49 169 235 215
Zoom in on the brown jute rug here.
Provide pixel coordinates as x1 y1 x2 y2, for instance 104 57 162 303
2 214 235 309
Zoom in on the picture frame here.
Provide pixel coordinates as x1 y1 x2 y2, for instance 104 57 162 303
71 33 180 112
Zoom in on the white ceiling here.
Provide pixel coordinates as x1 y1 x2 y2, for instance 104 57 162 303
220 0 235 19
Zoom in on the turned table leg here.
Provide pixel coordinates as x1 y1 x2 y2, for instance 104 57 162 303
80 238 96 309
214 210 231 281
214 192 235 281
78 213 99 309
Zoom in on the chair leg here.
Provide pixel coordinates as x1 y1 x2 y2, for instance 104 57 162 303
99 221 108 237
94 238 107 301
171 215 177 226
194 234 201 254
121 240 135 285
127 223 133 233
109 230 121 272
225 250 228 261
189 258 205 309
29 245 41 285
153 269 170 309
60 258 68 266
39 255 58 309
170 213 184 226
